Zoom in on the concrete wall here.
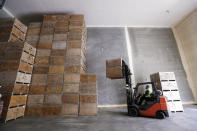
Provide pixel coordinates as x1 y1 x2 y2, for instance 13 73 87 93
86 27 194 105
173 9 197 102
128 28 194 103
0 8 13 18
86 27 129 105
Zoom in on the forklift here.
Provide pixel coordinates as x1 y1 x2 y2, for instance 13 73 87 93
121 60 169 119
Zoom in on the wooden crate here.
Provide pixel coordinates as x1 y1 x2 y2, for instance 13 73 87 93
64 66 85 73
80 83 97 94
53 34 67 41
80 74 97 83
51 49 65 56
46 85 63 94
29 85 46 95
64 73 80 84
63 84 79 93
50 56 64 65
25 105 43 116
34 56 49 66
62 93 79 104
31 74 48 86
44 94 62 105
70 15 84 21
79 103 97 116
0 83 29 96
1 106 25 121
0 18 27 42
27 95 44 106
150 72 176 82
49 65 64 74
47 74 63 84
106 58 123 79
52 41 67 50
42 105 61 116
80 95 97 104
33 65 49 74
61 104 78 116
3 95 27 107
36 49 51 56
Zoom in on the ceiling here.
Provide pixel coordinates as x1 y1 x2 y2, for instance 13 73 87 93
4 0 197 27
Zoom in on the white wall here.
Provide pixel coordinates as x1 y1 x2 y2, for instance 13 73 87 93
173 9 197 102
4 0 197 27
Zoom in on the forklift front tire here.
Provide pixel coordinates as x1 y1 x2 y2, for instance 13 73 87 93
156 111 166 119
128 107 138 117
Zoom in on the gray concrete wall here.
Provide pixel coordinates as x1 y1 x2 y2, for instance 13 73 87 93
128 28 194 103
86 27 129 105
0 8 12 18
86 27 194 105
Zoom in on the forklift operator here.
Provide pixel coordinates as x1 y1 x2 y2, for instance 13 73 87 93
139 85 152 105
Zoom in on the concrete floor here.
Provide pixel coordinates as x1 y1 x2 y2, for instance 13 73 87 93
0 105 197 131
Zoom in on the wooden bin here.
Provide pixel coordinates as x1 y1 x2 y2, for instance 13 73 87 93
106 58 123 79
0 41 36 121
0 18 27 42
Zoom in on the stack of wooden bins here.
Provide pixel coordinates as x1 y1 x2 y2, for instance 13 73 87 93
0 18 27 43
150 72 184 112
0 18 36 122
63 15 87 116
80 74 97 115
45 15 68 116
26 14 97 116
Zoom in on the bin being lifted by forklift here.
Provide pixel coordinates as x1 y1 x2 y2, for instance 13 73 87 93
106 58 169 119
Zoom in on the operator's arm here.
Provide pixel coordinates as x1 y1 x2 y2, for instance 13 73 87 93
144 90 150 97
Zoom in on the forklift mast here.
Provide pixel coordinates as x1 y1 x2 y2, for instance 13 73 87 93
122 60 133 105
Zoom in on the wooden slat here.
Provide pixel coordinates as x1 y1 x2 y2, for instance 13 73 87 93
27 95 44 106
14 19 27 33
64 73 80 84
62 93 79 104
25 105 43 116
49 65 64 74
63 84 79 93
61 104 78 116
42 105 61 116
11 26 26 41
18 61 33 73
79 103 97 116
44 94 62 105
23 42 36 56
31 74 47 86
34 56 49 66
49 56 64 65
29 85 46 95
13 83 29 95
21 51 34 64
9 95 27 107
80 74 97 83
46 85 62 94
80 95 97 104
16 72 31 83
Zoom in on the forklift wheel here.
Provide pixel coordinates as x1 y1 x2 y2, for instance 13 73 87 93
128 108 138 117
156 111 166 119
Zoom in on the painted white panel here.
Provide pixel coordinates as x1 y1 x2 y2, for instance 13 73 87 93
4 0 197 27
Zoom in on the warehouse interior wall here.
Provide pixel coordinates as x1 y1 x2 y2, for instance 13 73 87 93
172 9 197 102
86 27 195 106
86 27 129 105
0 7 12 18
128 28 194 104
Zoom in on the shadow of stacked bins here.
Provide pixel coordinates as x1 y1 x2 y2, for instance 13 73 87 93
80 74 97 115
150 72 184 112
0 18 36 122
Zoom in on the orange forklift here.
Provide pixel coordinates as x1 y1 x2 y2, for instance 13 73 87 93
120 60 169 119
